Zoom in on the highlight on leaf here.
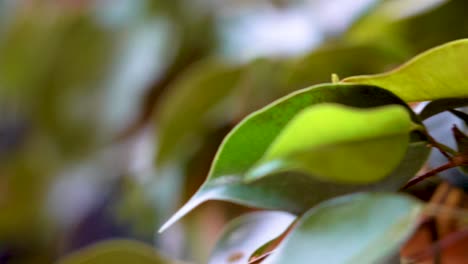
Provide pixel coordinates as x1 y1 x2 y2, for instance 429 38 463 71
246 103 413 184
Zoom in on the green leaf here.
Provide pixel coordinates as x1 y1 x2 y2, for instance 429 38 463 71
57 240 185 264
246 104 412 184
264 193 422 264
159 84 429 232
208 211 295 264
343 39 468 102
419 98 468 120
155 59 242 165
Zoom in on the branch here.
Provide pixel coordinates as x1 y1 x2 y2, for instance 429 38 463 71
401 162 459 190
425 133 456 159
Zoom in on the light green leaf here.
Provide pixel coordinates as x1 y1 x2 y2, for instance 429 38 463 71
208 211 295 264
57 240 185 264
247 104 412 184
264 193 422 264
159 84 429 232
343 39 468 102
155 59 242 165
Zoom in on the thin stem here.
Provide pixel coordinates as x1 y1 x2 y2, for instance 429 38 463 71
402 154 468 190
425 133 456 159
401 162 459 190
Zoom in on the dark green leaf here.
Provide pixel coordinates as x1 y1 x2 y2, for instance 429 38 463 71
155 59 242 165
264 193 422 264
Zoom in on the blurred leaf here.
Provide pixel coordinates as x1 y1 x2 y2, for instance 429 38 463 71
419 98 468 120
0 0 172 245
208 211 295 264
155 59 242 165
0 128 60 240
0 11 105 156
57 240 184 264
281 44 405 92
159 84 429 232
233 58 288 118
0 4 172 158
346 0 448 44
343 39 468 102
401 0 468 53
264 193 422 264
247 104 412 184
114 177 158 236
345 0 468 55
36 15 117 155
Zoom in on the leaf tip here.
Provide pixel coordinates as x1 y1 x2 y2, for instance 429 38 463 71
158 192 210 233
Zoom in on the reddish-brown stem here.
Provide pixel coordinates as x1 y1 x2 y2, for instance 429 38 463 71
402 162 459 190
425 133 454 160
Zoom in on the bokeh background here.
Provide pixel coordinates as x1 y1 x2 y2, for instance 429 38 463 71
0 0 467 263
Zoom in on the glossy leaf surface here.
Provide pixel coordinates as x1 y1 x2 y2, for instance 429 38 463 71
265 193 422 264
